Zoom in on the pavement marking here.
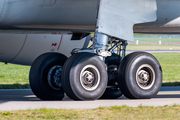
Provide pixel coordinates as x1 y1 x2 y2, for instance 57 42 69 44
158 93 180 95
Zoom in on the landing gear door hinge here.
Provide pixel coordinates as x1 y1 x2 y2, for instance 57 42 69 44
97 0 157 42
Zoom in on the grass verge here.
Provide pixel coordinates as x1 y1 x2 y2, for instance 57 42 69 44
127 44 180 50
1 105 180 119
162 81 180 86
134 37 180 42
0 83 30 89
153 53 180 82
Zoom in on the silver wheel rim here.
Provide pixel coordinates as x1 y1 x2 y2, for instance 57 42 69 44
48 65 62 90
80 65 100 91
136 64 155 90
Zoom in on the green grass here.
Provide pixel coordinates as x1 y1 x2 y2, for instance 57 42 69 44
162 81 180 86
134 37 180 42
153 53 180 82
1 105 180 119
127 44 180 50
0 53 179 89
0 63 30 84
0 83 30 89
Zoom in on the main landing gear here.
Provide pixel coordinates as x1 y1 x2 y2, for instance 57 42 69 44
61 33 162 100
29 32 162 101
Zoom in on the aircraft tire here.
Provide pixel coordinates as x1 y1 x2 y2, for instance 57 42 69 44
61 53 108 100
100 54 122 99
29 53 67 100
105 53 120 84
118 52 162 99
100 88 122 99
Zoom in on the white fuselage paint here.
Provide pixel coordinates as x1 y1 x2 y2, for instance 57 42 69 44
0 33 87 65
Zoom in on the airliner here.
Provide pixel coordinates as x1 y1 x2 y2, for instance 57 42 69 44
0 0 179 100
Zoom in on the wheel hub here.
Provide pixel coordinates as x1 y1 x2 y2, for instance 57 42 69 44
84 71 95 84
80 65 100 91
138 70 149 82
108 65 118 74
48 65 63 90
136 64 155 90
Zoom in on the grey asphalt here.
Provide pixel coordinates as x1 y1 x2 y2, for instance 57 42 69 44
0 87 180 111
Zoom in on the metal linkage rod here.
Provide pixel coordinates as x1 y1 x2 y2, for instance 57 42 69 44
121 41 128 60
108 41 121 53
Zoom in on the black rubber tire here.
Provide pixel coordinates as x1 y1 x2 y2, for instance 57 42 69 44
61 53 108 100
105 53 120 84
100 88 122 99
29 53 67 100
100 54 122 99
118 52 162 99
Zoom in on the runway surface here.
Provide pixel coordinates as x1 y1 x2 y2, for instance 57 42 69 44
0 86 180 111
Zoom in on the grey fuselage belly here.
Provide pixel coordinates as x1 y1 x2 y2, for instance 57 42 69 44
0 0 180 34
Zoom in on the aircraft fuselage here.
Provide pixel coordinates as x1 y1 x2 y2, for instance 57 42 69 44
0 0 180 34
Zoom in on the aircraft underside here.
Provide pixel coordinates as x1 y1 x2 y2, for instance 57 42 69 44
0 0 180 34
1 0 179 100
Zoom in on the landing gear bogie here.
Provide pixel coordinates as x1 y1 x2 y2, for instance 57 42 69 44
29 32 163 101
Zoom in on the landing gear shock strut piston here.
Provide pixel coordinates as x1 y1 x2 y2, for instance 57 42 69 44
92 32 111 58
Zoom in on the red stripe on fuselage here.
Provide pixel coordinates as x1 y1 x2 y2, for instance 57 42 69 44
57 35 63 50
